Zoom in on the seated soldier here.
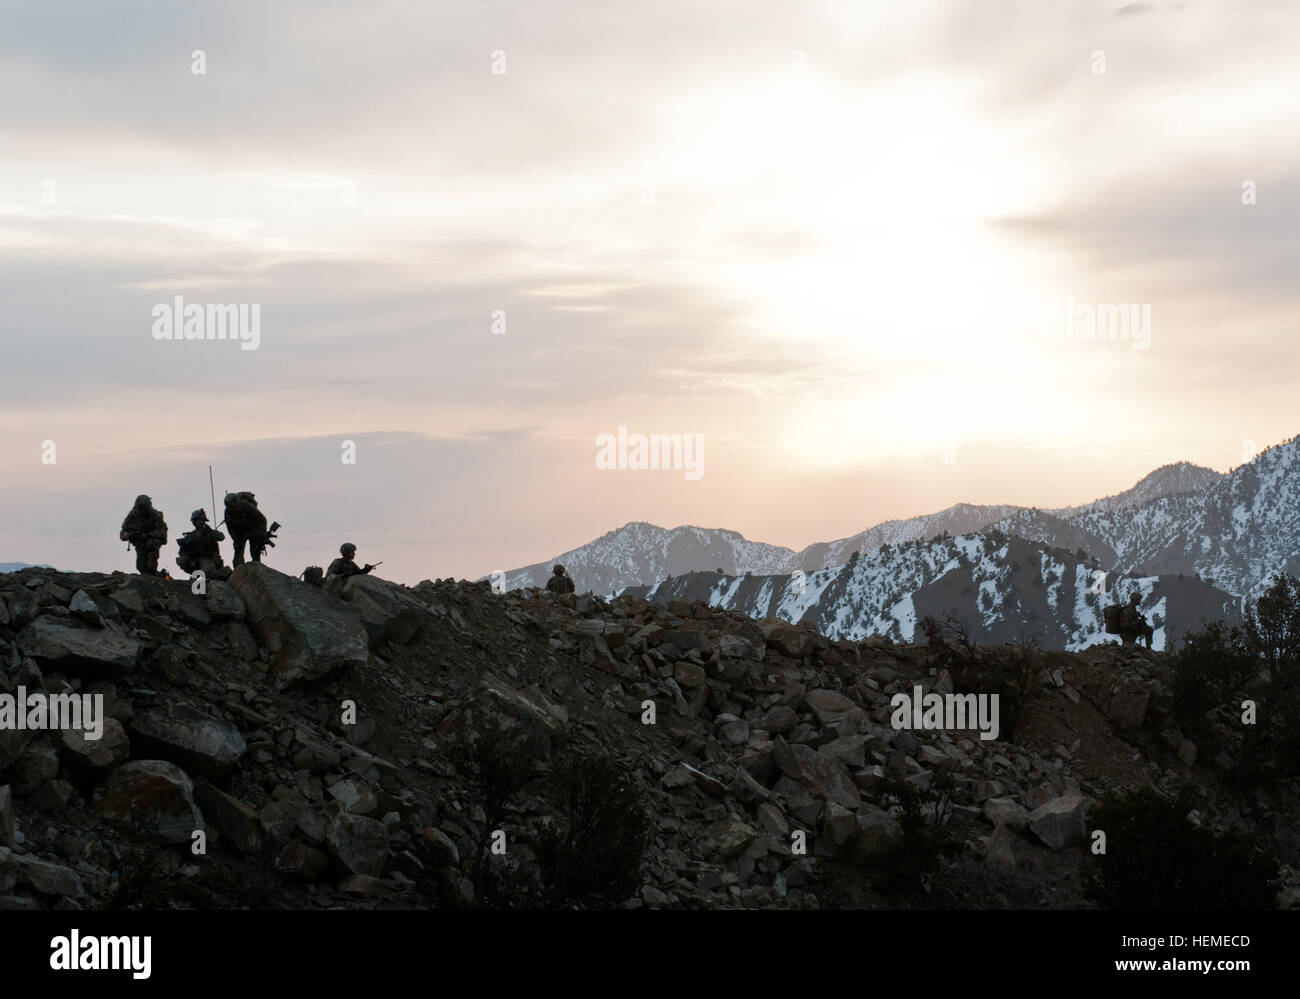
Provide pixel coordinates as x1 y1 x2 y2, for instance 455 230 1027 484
326 542 377 579
545 564 576 594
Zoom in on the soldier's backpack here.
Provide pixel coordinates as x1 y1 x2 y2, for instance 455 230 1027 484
157 514 168 546
1103 604 1122 635
224 492 266 536
301 566 324 587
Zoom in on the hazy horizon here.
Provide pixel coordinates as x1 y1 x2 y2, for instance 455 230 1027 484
3 0 1297 583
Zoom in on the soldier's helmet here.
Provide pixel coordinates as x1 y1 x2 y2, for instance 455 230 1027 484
135 494 152 508
191 509 208 523
1130 592 1142 604
341 543 357 556
553 564 566 575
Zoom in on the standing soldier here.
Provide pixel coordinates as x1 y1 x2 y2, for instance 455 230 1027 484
119 494 168 576
223 491 278 566
545 564 576 594
176 509 226 576
1119 592 1154 648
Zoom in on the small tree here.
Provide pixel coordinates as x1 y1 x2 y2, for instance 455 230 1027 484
1172 620 1254 745
877 770 960 894
534 750 651 908
1236 574 1300 780
450 728 536 894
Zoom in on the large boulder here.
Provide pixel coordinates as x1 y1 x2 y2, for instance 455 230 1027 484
341 574 430 646
984 822 1018 870
95 760 205 845
982 796 1029 832
69 590 104 627
229 563 368 686
804 689 863 730
128 701 246 778
275 841 329 882
194 782 263 854
12 854 81 897
1026 793 1089 849
772 739 861 810
763 620 814 658
661 629 712 656
16 617 141 679
204 581 246 621
850 804 902 863
326 812 389 876
702 817 758 860
4 589 39 629
437 674 567 760
60 718 130 769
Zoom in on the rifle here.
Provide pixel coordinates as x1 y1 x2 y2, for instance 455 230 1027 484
252 521 281 560
362 561 383 574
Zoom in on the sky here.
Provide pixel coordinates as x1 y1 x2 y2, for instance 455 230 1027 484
1 0 1297 583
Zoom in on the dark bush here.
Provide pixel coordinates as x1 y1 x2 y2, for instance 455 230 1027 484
533 750 651 907
877 770 960 894
950 652 1036 743
1172 620 1254 743
449 727 536 894
1084 787 1278 909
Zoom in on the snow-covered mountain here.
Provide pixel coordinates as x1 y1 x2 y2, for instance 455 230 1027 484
497 523 799 596
1133 436 1300 599
501 458 1234 598
631 534 1241 653
1053 461 1223 517
499 504 1025 596
797 503 1023 570
990 443 1300 601
500 434 1297 649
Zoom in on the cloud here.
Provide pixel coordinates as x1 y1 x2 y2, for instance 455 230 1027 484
2 0 1298 582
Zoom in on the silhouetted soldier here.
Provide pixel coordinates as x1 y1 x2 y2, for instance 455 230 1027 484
119 494 167 576
546 564 575 594
176 509 225 576
326 542 378 580
1119 592 1154 648
224 491 278 566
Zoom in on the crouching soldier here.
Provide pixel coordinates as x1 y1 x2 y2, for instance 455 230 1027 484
120 494 167 576
177 509 226 576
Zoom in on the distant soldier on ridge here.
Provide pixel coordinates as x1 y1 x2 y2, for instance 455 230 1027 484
223 491 278 567
1119 592 1154 648
176 509 225 576
119 494 167 576
546 564 575 594
1106 591 1154 648
326 542 379 580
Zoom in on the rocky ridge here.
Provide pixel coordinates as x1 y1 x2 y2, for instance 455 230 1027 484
1 563 1296 910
